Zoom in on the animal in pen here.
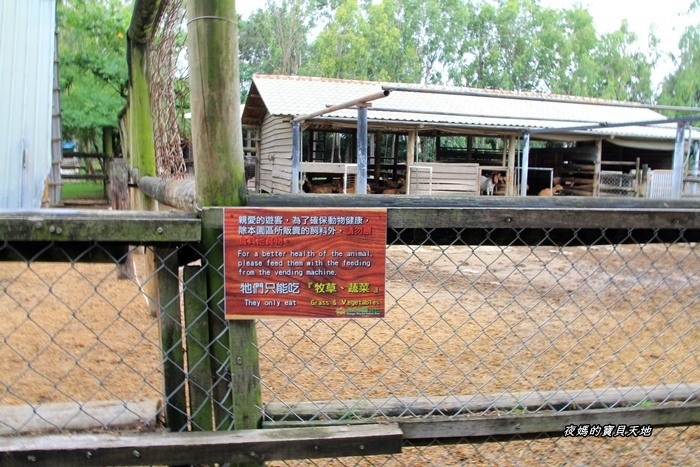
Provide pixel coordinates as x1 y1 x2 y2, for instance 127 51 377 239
538 184 564 196
480 173 504 195
302 177 341 193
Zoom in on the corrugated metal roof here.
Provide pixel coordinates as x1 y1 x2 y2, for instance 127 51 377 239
245 74 681 141
0 0 56 209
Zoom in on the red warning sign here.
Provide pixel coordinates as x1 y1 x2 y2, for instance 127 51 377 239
223 207 387 319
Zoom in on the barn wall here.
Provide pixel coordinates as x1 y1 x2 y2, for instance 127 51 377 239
259 113 293 193
0 0 56 208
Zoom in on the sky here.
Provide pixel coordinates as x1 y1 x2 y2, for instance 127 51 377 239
235 0 700 89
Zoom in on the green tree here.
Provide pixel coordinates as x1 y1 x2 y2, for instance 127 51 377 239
659 2 700 109
58 0 130 150
302 0 369 79
448 0 551 90
303 0 421 82
591 21 656 102
239 0 332 97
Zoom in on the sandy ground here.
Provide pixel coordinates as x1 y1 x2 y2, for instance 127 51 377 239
1 242 698 465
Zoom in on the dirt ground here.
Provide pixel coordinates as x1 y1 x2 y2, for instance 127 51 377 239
1 242 698 465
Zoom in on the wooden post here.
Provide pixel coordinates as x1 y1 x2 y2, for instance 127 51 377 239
126 0 164 360
374 132 382 180
183 265 214 431
156 246 188 432
186 0 261 436
507 135 516 196
255 127 262 193
406 130 416 194
593 138 602 197
108 159 129 211
292 121 301 194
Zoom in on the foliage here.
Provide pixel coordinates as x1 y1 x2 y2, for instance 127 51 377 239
659 24 700 111
58 0 130 151
236 0 665 103
238 0 331 97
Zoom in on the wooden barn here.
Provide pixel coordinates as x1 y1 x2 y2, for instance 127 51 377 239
241 74 699 198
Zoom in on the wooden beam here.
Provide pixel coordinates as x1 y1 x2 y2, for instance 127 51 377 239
399 405 700 442
0 424 403 467
265 384 700 421
232 195 700 229
0 210 200 242
136 175 197 212
263 406 700 443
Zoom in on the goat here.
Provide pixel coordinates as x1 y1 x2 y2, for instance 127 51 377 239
382 185 406 195
538 184 564 196
303 177 340 194
480 173 503 196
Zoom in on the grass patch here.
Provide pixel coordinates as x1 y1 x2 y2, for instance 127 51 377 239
61 181 105 200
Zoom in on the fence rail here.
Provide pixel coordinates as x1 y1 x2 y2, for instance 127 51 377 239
1 198 699 465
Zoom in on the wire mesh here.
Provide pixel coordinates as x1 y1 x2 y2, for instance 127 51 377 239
148 0 188 178
599 172 638 197
2 222 698 464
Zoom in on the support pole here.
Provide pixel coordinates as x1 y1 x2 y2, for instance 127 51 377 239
507 135 516 196
692 141 699 196
406 131 417 194
373 132 382 180
520 132 530 197
356 105 368 194
671 122 686 198
292 121 301 194
186 0 261 436
593 139 602 197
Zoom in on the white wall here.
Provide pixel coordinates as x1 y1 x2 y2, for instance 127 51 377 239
0 0 56 208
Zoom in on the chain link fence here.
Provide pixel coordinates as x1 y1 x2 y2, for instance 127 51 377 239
1 208 698 465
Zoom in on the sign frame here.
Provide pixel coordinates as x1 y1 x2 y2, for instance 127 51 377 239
223 207 387 319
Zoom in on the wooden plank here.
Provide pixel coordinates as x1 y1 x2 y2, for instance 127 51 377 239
0 424 403 467
182 266 214 431
233 195 700 229
156 247 188 432
300 162 358 174
0 400 159 436
398 406 700 442
229 320 263 430
264 384 700 421
0 210 200 242
108 159 129 210
263 406 700 442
